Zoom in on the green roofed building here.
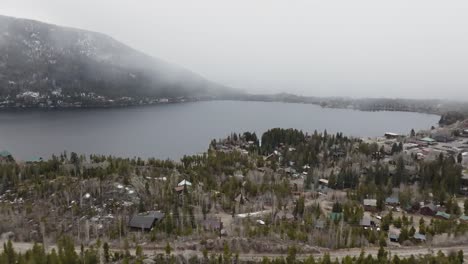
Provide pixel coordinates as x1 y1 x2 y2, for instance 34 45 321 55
435 211 451 220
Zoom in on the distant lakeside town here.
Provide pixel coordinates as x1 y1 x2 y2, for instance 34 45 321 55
1 90 468 121
0 89 210 109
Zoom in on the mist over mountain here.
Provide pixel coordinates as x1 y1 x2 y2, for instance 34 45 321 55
0 15 237 99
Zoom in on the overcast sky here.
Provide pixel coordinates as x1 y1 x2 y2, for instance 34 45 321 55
2 0 468 100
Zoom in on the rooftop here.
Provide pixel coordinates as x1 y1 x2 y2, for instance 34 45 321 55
128 211 165 230
363 199 377 207
420 137 436 143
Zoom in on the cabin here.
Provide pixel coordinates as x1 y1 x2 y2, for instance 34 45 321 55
413 233 426 242
384 132 400 139
175 179 192 193
363 199 377 212
420 203 437 216
419 137 437 145
389 232 399 243
359 216 374 228
178 179 192 187
318 179 329 189
128 211 165 231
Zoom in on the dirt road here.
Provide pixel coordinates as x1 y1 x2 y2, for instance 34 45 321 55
3 241 468 261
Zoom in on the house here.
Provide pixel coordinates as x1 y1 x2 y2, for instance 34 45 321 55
128 211 165 231
433 134 454 143
413 233 426 242
359 216 373 228
459 215 468 222
385 132 400 139
363 199 377 211
420 137 436 145
389 232 399 243
435 211 451 220
385 197 400 206
420 203 437 216
319 179 329 186
178 179 192 187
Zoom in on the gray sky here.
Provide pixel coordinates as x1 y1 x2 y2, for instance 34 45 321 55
2 0 468 100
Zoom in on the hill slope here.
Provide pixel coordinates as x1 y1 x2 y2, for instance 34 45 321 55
0 15 236 100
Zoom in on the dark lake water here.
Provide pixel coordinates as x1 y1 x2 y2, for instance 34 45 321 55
0 101 440 160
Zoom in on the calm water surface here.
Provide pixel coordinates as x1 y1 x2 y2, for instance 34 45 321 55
0 101 440 160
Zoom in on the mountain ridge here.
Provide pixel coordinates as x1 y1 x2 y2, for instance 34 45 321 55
0 14 238 101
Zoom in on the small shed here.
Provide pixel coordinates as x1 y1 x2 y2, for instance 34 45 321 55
385 132 400 139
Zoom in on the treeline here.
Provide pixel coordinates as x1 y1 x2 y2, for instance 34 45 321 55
261 128 306 154
0 239 464 264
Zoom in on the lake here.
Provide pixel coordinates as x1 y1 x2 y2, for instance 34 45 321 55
0 101 440 160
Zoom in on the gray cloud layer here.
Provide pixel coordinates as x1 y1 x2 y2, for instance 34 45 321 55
2 0 468 100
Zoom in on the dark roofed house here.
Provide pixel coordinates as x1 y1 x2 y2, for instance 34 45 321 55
420 203 437 216
389 232 399 243
385 132 400 139
128 211 165 231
